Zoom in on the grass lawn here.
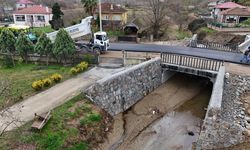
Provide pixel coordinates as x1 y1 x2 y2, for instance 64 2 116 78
0 94 112 150
198 27 217 35
31 26 55 35
0 62 71 109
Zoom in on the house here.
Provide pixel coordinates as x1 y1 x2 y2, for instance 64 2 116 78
16 0 35 10
95 3 127 29
13 5 52 27
208 0 225 10
219 7 250 25
212 2 246 19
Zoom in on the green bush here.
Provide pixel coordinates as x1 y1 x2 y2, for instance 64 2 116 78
83 54 96 64
50 73 62 83
188 19 207 33
176 30 191 40
198 27 216 34
88 113 102 122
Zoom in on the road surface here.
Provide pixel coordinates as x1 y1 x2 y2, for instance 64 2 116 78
109 43 244 64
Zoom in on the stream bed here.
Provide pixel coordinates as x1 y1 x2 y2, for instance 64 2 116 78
99 73 213 150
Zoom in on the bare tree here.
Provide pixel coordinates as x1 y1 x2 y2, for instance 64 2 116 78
169 1 189 31
144 0 169 39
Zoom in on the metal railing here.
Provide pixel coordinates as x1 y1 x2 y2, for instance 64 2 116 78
161 52 224 72
189 40 240 53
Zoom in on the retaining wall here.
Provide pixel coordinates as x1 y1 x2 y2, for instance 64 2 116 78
85 57 162 116
196 66 244 149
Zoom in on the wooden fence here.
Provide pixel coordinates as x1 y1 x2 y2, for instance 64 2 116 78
161 52 224 72
189 40 240 53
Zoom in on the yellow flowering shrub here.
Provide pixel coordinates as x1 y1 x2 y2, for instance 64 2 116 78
50 73 62 83
31 80 44 91
70 67 78 75
42 78 52 87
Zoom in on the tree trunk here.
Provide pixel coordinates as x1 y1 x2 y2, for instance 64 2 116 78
63 53 67 65
153 24 160 39
25 52 28 64
10 53 15 67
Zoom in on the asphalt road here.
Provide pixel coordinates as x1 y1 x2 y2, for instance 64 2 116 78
109 43 245 64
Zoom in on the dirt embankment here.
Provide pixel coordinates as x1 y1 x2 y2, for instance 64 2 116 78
204 32 245 44
99 74 212 150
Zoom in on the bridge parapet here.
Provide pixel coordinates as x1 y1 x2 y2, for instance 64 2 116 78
189 40 240 53
161 53 224 78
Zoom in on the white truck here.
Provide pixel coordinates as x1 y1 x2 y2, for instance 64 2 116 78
46 16 110 53
239 34 250 53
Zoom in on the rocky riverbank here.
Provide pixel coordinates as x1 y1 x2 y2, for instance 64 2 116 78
197 73 250 149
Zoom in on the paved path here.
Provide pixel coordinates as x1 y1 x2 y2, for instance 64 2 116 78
0 67 125 133
109 43 244 64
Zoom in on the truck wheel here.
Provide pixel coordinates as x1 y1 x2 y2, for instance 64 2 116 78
93 47 101 55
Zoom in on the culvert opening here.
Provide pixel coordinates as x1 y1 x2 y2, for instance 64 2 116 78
100 73 214 150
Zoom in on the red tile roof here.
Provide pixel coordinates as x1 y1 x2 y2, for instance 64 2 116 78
96 3 127 14
17 0 34 4
13 5 51 14
221 7 250 16
215 2 246 9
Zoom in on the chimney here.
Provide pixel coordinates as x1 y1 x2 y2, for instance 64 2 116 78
110 4 114 10
46 6 49 13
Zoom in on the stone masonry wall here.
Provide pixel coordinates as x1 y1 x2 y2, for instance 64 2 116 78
196 68 247 149
85 57 162 116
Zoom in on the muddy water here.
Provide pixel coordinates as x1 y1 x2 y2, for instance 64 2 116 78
99 73 212 150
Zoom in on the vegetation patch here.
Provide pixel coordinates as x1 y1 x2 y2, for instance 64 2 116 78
175 30 191 40
0 62 70 109
31 26 55 36
70 61 88 75
0 94 113 150
198 27 217 35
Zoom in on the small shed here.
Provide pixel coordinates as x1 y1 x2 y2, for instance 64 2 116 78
123 22 139 35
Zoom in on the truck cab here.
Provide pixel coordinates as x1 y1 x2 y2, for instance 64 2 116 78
93 31 110 53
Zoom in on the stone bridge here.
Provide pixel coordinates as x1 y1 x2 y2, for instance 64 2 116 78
86 54 224 116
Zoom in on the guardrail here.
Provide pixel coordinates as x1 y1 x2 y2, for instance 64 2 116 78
189 40 240 53
161 52 224 72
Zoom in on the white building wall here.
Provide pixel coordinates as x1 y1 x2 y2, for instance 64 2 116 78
16 4 33 10
13 13 52 27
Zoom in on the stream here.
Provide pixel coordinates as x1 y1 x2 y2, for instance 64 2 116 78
99 73 213 150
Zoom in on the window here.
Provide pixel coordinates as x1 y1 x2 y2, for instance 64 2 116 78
16 15 25 21
113 15 121 21
96 35 103 40
37 15 45 22
102 15 109 20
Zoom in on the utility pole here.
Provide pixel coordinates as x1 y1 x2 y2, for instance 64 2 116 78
99 0 102 32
